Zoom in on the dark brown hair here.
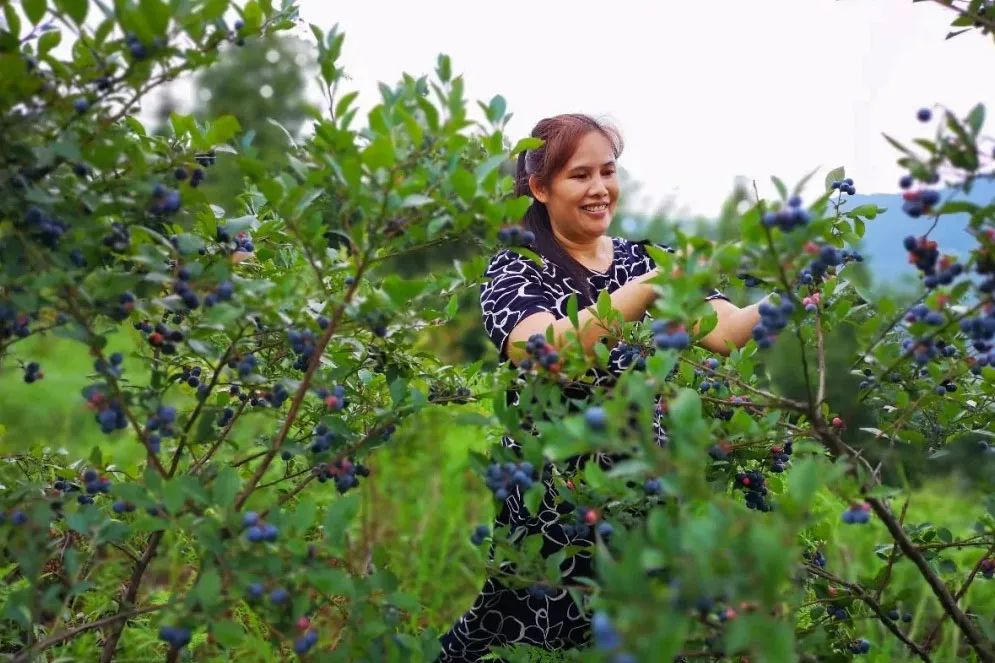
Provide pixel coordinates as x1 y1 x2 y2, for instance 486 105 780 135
515 114 624 304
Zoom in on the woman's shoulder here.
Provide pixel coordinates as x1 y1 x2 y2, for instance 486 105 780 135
484 247 545 279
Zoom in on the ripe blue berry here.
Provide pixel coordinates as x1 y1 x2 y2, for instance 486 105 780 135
917 108 932 122
585 406 607 431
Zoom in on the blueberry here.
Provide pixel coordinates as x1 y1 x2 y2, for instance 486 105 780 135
917 107 932 122
585 406 607 431
73 98 89 114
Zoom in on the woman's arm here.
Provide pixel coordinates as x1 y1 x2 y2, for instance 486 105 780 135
504 268 662 364
696 296 771 356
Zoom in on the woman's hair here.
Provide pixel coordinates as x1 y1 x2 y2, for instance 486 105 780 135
514 113 624 304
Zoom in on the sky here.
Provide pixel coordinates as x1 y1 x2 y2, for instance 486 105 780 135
285 0 995 218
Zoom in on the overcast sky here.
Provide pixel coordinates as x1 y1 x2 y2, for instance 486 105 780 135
289 0 995 218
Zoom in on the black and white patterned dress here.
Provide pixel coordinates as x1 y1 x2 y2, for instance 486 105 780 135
436 236 728 662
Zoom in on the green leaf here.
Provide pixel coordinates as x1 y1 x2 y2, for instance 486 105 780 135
211 620 245 648
24 0 46 24
595 289 612 320
436 53 451 82
55 0 87 23
361 136 395 170
206 115 241 145
194 568 222 609
770 175 788 201
211 467 240 509
966 102 985 137
450 167 476 203
511 137 542 156
824 166 845 191
566 293 579 330
323 494 360 548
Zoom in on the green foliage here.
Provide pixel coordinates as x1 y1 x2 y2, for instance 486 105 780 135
2 1 995 662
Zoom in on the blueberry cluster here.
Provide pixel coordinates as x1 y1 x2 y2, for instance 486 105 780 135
980 558 994 579
804 550 827 568
470 524 490 546
614 341 647 370
150 183 182 215
94 352 124 378
901 337 955 364
83 469 111 495
195 150 217 168
961 313 995 374
124 33 149 59
23 207 69 248
651 319 690 350
484 461 536 501
172 276 201 310
769 441 792 473
798 243 862 285
234 232 255 253
762 196 811 231
158 626 191 650
830 177 856 195
902 235 941 283
293 630 319 654
243 511 279 542
848 639 872 655
204 281 234 307
842 502 871 524
858 367 877 390
885 608 913 622
933 379 957 396
102 222 131 252
288 328 318 370
752 297 795 349
313 457 368 493
905 303 945 326
801 292 821 313
497 225 536 246
0 302 31 339
232 353 257 377
827 605 850 621
23 361 42 383
135 319 181 355
317 384 347 411
180 365 203 388
901 187 942 218
145 405 178 453
268 383 289 408
736 470 772 511
83 385 128 435
112 500 136 514
520 333 560 372
217 407 235 428
309 423 342 453
708 442 731 460
697 357 725 391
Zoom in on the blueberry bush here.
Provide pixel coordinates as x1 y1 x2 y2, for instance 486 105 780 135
3 1 995 661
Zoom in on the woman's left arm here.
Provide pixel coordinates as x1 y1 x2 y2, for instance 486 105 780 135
696 296 772 356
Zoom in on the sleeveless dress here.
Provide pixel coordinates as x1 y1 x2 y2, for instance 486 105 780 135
436 236 728 662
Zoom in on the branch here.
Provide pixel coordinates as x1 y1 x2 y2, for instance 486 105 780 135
922 543 995 652
12 604 165 662
98 531 164 663
866 497 995 662
806 564 931 662
875 497 910 602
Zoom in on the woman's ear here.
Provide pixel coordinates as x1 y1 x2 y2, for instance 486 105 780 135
528 175 548 204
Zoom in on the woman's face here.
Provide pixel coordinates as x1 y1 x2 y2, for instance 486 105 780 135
529 131 619 243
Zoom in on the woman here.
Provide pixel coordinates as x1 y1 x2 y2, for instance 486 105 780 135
437 114 764 662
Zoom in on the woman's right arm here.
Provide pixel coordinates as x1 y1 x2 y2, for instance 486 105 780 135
504 268 661 365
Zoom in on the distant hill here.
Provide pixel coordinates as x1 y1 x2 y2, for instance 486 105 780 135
844 178 995 290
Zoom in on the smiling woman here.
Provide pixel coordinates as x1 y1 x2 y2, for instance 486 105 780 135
435 114 767 662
